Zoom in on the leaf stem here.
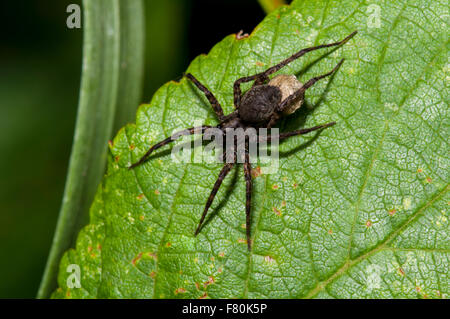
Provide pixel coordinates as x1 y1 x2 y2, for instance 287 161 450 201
257 0 287 14
37 0 145 298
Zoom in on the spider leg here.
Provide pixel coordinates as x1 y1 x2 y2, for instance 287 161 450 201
195 162 234 236
278 59 344 112
185 73 225 121
128 126 212 169
253 74 269 87
260 122 336 143
233 31 357 107
243 138 253 251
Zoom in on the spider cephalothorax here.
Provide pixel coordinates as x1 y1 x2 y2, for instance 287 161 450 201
130 31 357 250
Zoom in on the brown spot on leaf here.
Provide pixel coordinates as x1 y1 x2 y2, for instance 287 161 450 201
108 140 113 147
426 177 432 183
129 144 135 150
218 252 225 258
281 200 286 207
132 252 143 266
195 282 200 290
114 155 120 162
199 292 208 299
88 246 93 253
97 244 102 251
293 183 298 189
237 238 247 244
264 256 275 263
218 268 223 273
272 184 279 190
388 209 396 216
365 220 372 227
166 242 171 247
149 271 156 278
175 288 186 294
154 189 160 195
137 193 144 200
328 229 333 235
273 207 282 216
255 61 264 67
398 268 405 276
251 166 262 178
203 276 215 288
417 168 423 173
139 215 145 221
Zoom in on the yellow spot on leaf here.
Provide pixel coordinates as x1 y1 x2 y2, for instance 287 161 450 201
403 197 412 210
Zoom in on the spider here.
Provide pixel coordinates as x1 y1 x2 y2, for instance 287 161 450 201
130 31 357 250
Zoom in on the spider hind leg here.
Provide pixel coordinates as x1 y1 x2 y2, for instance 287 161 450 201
232 31 357 107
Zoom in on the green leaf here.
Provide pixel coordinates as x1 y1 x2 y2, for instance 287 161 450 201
53 0 449 299
38 0 145 298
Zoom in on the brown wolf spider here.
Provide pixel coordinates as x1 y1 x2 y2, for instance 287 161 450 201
130 31 357 250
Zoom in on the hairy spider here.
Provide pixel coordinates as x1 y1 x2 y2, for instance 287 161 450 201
129 31 357 250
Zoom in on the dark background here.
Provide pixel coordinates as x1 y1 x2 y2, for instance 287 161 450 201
0 0 265 298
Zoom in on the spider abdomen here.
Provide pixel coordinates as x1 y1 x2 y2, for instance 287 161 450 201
238 85 282 123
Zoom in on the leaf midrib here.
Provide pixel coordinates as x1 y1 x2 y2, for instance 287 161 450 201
304 183 449 298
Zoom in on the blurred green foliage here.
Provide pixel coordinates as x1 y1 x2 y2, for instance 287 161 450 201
0 0 263 298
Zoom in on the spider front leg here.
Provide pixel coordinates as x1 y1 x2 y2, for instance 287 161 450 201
185 73 226 121
233 31 357 107
129 126 212 169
